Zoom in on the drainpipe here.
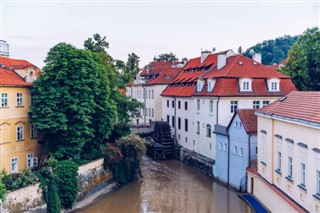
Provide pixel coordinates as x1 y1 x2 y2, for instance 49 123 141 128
248 134 252 167
227 128 230 186
271 118 275 184
216 97 220 125
142 85 147 125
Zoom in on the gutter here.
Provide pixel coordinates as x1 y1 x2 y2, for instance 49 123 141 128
216 97 220 125
248 134 252 167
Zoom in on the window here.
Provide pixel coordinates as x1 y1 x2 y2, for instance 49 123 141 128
11 157 18 173
210 143 212 150
271 82 278 91
239 148 243 156
317 170 320 194
235 121 242 128
16 126 24 141
16 93 23 106
178 101 181 109
263 101 269 106
230 101 238 113
167 100 169 107
1 93 8 107
172 116 175 128
167 115 169 123
185 137 188 143
27 153 33 168
197 99 200 111
149 108 151 117
210 100 214 113
277 151 282 171
152 109 154 117
178 117 181 130
149 90 151 99
288 156 293 178
30 124 37 138
185 119 188 132
219 142 222 150
261 134 267 163
166 75 170 79
243 81 250 91
206 124 211 137
184 101 188 110
152 90 154 99
301 163 306 186
253 101 260 109
196 121 200 134
172 100 175 108
208 81 212 91
233 146 238 154
223 143 227 152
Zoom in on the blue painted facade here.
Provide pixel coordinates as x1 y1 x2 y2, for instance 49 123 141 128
215 113 257 190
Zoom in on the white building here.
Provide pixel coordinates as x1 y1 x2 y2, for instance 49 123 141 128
161 50 297 168
247 91 320 213
126 61 183 125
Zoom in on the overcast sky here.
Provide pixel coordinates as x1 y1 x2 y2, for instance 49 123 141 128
1 0 319 68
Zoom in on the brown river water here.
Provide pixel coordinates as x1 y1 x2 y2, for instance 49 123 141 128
77 156 252 213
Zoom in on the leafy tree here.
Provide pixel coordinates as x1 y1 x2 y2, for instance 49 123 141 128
30 43 117 160
115 60 126 73
153 52 178 62
126 52 140 74
0 174 7 202
84 33 109 52
110 134 146 184
244 35 299 65
281 27 320 91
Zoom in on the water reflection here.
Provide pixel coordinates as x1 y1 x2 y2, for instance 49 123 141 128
77 156 251 213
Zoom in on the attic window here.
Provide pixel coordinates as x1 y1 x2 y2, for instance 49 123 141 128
238 61 243 65
197 68 202 72
268 78 280 92
181 83 185 87
239 78 253 92
170 84 173 87
253 62 258 65
190 69 195 73
175 84 179 87
188 83 193 86
166 75 171 79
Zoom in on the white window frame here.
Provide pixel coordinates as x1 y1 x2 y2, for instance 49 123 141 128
223 143 227 152
1 92 8 107
253 101 260 109
16 92 23 106
263 101 269 106
277 151 282 171
288 156 293 178
210 100 214 113
268 78 280 92
196 121 200 134
16 126 24 141
197 99 200 111
219 142 222 150
239 147 243 156
230 101 238 113
27 153 33 168
233 146 238 154
11 157 18 173
240 78 253 92
301 163 306 186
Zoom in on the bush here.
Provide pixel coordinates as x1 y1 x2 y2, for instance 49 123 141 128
103 143 123 170
110 134 146 184
1 168 38 191
0 174 7 202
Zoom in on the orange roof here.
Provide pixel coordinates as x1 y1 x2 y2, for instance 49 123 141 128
236 109 257 134
0 56 35 69
0 67 31 87
161 53 296 97
256 91 320 126
0 56 37 87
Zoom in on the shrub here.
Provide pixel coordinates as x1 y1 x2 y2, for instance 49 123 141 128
0 173 7 202
103 143 123 171
110 134 146 184
1 168 38 191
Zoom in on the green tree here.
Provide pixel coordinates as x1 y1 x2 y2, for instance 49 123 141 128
244 35 299 65
126 52 140 74
30 43 117 160
0 173 7 202
84 33 109 52
153 52 178 62
281 27 320 91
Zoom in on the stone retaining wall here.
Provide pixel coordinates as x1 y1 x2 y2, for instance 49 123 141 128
0 158 114 213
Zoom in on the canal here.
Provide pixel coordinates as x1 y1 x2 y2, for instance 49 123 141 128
77 156 252 213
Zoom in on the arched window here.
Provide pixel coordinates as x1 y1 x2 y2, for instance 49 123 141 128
206 124 211 138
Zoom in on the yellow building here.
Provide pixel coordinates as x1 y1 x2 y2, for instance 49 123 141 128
247 91 320 213
0 56 43 173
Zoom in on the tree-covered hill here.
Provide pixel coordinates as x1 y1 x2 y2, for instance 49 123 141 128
244 35 299 65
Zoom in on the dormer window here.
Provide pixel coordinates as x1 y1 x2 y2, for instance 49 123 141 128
197 80 204 92
207 79 216 92
268 78 280 92
239 78 253 92
166 75 171 79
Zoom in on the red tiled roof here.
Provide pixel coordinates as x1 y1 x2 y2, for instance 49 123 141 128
280 57 289 65
0 56 35 69
162 53 296 97
0 67 31 86
161 83 196 97
267 64 279 70
237 109 257 133
256 91 320 125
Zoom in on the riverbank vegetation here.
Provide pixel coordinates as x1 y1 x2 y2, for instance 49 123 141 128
0 34 145 212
